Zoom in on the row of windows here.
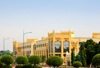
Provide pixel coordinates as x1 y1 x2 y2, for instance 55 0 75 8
34 51 46 55
36 44 46 47
18 45 31 49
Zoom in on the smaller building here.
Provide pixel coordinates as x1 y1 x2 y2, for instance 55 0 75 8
92 33 100 38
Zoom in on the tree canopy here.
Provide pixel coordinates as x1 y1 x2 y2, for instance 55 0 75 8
80 39 100 66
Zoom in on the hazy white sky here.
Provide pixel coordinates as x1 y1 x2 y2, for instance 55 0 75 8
0 0 100 51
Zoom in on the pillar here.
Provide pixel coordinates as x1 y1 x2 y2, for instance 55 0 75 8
61 38 63 58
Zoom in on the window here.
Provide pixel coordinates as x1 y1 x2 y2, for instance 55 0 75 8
63 40 69 52
43 44 44 47
55 40 61 52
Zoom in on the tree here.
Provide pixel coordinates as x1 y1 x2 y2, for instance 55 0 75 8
0 53 2 56
86 44 95 65
0 61 3 68
71 49 75 66
75 55 79 61
0 50 13 56
73 61 82 68
29 55 41 66
16 56 28 64
41 56 45 65
84 39 96 65
46 56 63 68
92 54 100 67
5 50 13 56
1 55 13 65
81 42 87 67
0 57 2 62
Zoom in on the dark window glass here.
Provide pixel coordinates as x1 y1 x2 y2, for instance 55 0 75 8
51 41 53 53
55 40 61 52
49 42 50 53
34 45 36 50
63 40 69 52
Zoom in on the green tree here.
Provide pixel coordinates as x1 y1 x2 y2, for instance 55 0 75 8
1 55 14 65
86 44 95 65
5 50 13 56
16 56 28 64
46 56 63 68
0 53 2 56
41 56 45 65
29 55 41 66
92 54 100 67
71 49 75 66
0 61 3 68
85 39 96 65
75 55 79 61
81 42 87 67
0 57 2 62
73 61 82 68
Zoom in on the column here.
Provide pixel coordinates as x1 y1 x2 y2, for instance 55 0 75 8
61 38 63 58
69 38 71 53
50 38 51 56
53 38 55 56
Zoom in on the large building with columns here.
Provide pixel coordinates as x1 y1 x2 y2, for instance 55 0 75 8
13 30 100 64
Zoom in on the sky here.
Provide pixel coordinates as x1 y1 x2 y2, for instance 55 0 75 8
0 0 100 52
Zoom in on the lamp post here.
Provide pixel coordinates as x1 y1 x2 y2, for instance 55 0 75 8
23 30 32 56
3 38 9 55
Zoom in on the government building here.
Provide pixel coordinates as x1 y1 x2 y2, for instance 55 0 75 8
13 30 100 65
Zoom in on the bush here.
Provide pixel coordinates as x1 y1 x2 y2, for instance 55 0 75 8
46 56 63 68
3 65 12 68
16 56 28 64
15 65 22 68
0 61 3 68
29 55 41 65
33 65 42 68
92 54 100 67
22 64 32 68
1 55 13 65
46 56 52 66
73 61 82 67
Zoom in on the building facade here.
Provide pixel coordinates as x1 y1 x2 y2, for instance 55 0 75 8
13 30 100 64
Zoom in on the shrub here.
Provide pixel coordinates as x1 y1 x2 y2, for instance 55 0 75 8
41 56 45 62
46 56 52 66
33 65 42 68
29 55 41 65
15 65 22 68
0 61 3 68
1 55 13 65
3 65 12 68
16 56 28 64
73 61 82 67
92 54 100 67
46 56 63 68
22 64 32 68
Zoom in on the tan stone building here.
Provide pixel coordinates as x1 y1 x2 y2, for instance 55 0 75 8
13 30 100 64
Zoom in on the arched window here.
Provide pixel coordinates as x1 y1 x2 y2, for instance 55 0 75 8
63 40 69 52
55 40 61 52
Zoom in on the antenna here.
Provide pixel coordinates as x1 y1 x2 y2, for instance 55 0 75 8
69 24 70 30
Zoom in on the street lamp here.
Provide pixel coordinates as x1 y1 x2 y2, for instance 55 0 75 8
23 30 32 56
3 38 9 55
